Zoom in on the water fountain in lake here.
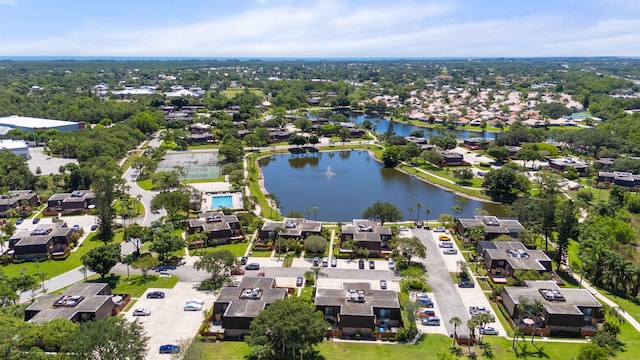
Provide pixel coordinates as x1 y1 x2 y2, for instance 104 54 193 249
322 166 336 178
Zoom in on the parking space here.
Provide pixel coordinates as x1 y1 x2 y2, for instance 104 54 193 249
411 292 449 336
123 283 216 360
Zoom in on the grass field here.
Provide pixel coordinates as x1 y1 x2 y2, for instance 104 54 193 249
189 243 249 257
223 88 264 99
88 273 179 298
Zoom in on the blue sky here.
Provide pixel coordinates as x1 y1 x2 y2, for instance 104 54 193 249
1 0 640 57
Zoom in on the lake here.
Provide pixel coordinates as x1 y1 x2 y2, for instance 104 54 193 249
258 150 507 222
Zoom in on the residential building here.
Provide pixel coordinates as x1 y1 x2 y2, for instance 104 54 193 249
259 218 322 241
597 171 640 189
477 241 551 282
0 190 39 218
25 283 118 323
212 277 287 338
186 211 244 248
463 137 493 150
456 216 525 240
339 220 392 256
548 158 589 173
501 280 604 337
439 151 465 166
315 282 401 339
43 190 95 216
9 221 75 260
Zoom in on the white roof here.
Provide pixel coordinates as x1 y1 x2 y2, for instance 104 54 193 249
0 139 28 150
0 115 78 128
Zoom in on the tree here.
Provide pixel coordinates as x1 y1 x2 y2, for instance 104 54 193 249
81 244 121 279
556 200 578 270
486 145 510 163
403 299 421 338
529 299 544 344
449 316 462 348
382 146 402 167
304 235 327 254
395 236 427 266
150 189 190 223
131 256 160 279
408 207 414 222
466 225 487 244
193 249 237 289
415 202 422 222
421 149 444 165
123 224 153 257
438 213 454 227
92 166 124 242
424 208 432 226
576 344 609 360
482 167 530 203
246 297 328 360
453 168 474 185
307 266 327 285
149 229 184 263
65 317 149 360
466 318 478 355
362 201 403 225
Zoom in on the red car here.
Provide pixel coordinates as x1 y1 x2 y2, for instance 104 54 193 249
257 272 265 277
231 268 245 275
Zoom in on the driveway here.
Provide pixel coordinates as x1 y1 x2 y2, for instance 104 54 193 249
123 283 216 360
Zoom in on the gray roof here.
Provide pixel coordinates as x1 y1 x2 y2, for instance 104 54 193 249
315 282 399 316
25 283 114 323
502 280 602 316
261 218 322 237
479 241 550 271
188 211 239 232
341 219 391 243
458 216 524 235
11 222 72 246
0 190 36 206
215 277 287 318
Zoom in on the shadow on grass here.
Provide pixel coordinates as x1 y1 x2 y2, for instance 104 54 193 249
514 341 549 359
88 274 160 289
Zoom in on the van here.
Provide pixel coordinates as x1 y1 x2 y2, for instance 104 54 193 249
322 257 329 267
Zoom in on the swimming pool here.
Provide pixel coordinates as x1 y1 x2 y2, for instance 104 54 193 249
211 195 233 209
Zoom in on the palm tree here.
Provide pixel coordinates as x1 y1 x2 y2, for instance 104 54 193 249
415 202 423 222
408 207 414 222
309 265 327 286
512 327 522 350
451 205 462 220
529 299 544 344
516 296 531 327
425 208 432 227
474 313 493 344
466 318 478 355
312 206 319 221
449 316 462 348
273 226 285 260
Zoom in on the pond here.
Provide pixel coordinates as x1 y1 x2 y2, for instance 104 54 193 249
258 150 507 222
348 114 500 140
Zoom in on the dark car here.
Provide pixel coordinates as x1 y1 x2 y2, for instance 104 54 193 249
369 260 375 269
296 277 303 287
245 263 260 270
32 217 40 224
147 291 165 299
358 260 365 269
380 279 387 289
458 280 475 288
312 257 320 266
240 256 247 265
16 218 23 225
159 344 180 354
90 224 97 231
231 268 245 275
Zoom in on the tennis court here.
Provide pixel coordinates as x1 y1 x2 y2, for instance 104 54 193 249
155 151 220 181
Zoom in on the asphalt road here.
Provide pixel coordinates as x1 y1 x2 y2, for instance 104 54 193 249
413 228 471 335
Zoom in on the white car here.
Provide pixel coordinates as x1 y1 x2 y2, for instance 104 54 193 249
132 308 151 316
183 303 203 311
433 227 446 232
186 298 204 305
480 326 499 335
443 248 458 255
398 226 408 231
439 241 453 248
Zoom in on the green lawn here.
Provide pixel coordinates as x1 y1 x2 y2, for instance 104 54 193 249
137 179 154 191
0 233 107 279
250 250 273 257
223 88 264 99
189 243 249 257
120 149 143 172
88 274 179 298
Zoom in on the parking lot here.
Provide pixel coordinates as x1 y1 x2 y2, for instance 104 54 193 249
123 283 216 360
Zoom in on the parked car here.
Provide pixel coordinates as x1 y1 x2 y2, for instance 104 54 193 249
90 224 97 231
231 268 245 275
296 276 303 287
159 271 170 277
245 263 260 270
71 224 79 231
313 257 320 266
420 298 434 308
358 260 365 269
438 235 451 241
16 218 23 225
433 227 446 232
380 279 387 289
32 217 41 224
419 310 436 318
146 291 165 299
322 257 329 267
480 326 499 335
398 225 408 231
439 241 453 248
458 280 474 288
369 260 375 269
416 221 424 228
443 248 458 255
422 316 440 326
133 308 151 316
186 298 204 305
331 257 337 267
469 306 489 315
184 303 203 311
159 344 180 354
240 256 247 265
388 258 395 270
257 272 265 277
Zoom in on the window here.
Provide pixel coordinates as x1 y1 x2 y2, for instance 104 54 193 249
379 309 390 318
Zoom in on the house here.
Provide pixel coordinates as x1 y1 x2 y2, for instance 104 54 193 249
597 171 640 189
339 220 392 256
9 221 75 260
477 241 551 282
501 280 604 337
439 151 465 166
268 129 291 142
456 216 525 241
594 158 615 170
548 158 589 174
212 277 287 338
0 190 39 218
43 190 95 216
259 218 322 241
463 138 493 150
25 283 120 324
186 211 244 248
315 282 401 339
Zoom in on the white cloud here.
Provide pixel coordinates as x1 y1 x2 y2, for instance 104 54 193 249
1 0 640 57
